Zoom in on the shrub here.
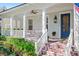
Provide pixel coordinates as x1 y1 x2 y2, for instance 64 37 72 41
6 37 36 56
0 35 6 41
0 45 16 56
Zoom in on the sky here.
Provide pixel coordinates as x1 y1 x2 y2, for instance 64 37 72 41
0 3 21 9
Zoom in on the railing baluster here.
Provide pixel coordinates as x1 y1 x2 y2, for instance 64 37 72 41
35 30 47 55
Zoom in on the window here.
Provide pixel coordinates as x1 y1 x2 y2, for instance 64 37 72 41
28 19 33 30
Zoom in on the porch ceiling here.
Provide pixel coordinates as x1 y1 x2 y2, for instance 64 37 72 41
0 3 57 18
0 3 73 18
47 3 73 14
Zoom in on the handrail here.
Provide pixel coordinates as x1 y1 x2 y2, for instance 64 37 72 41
35 30 47 55
64 29 73 56
74 31 79 51
37 31 47 43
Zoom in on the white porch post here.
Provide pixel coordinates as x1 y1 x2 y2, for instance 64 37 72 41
42 9 48 44
23 14 26 38
42 9 47 34
10 17 13 36
74 4 79 51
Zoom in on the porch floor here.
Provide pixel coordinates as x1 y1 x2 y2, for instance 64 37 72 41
25 31 42 42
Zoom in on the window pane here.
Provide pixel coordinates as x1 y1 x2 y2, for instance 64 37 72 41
28 19 33 30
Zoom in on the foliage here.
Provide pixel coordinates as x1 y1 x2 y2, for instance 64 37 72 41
0 35 6 41
0 36 36 56
5 37 36 56
0 44 16 56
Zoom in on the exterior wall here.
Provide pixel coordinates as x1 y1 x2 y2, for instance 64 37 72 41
12 15 23 37
1 18 10 36
48 10 74 39
26 15 42 32
48 12 60 39
12 14 42 33
13 15 23 29
1 14 42 38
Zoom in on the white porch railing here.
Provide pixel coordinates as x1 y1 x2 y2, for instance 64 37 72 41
35 30 47 55
26 30 42 37
12 30 42 39
13 30 23 37
64 29 73 56
2 29 10 36
74 32 79 51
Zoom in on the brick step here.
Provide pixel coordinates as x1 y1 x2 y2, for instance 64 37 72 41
48 39 60 42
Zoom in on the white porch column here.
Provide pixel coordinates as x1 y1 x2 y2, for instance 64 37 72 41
74 4 79 51
10 17 13 36
23 14 26 38
42 9 47 34
42 9 48 44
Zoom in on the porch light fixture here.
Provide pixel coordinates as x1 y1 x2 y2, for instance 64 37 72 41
31 10 38 14
54 15 57 23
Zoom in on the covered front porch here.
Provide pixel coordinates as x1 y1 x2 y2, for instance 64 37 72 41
1 4 50 42
0 3 76 56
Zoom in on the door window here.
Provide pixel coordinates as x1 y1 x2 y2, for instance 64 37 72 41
63 15 69 32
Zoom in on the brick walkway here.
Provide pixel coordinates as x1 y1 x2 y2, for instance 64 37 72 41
40 39 79 56
40 40 67 56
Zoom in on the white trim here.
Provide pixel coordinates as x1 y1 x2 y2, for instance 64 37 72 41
10 17 13 36
42 9 46 35
74 4 79 51
23 14 26 38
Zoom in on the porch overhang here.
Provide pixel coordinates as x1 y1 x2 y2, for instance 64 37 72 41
0 3 57 17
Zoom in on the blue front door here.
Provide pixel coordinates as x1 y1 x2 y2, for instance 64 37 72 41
61 13 70 38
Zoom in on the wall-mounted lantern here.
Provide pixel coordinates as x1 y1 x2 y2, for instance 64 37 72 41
54 15 57 23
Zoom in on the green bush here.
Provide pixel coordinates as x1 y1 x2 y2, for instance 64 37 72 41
0 35 6 41
6 37 36 56
0 36 36 56
0 44 16 56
